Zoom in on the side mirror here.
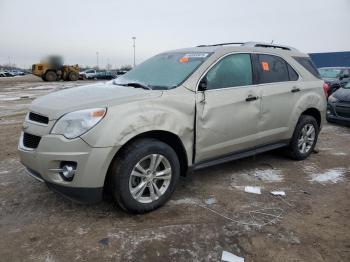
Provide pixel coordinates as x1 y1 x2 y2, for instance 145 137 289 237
198 77 208 91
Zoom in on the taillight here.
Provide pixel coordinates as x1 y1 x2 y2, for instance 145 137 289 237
323 83 329 98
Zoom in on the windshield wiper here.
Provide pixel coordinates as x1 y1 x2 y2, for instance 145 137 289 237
116 82 152 90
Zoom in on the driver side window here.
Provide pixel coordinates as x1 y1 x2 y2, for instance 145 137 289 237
206 53 253 90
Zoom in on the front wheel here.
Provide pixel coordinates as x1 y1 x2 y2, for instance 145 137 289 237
109 138 180 213
68 72 79 81
288 115 319 160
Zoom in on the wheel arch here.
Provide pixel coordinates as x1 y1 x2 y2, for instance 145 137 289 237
301 108 321 128
104 130 189 191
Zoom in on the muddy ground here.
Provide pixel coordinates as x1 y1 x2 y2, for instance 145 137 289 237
0 75 349 262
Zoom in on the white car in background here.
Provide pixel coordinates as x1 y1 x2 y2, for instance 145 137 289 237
79 69 97 79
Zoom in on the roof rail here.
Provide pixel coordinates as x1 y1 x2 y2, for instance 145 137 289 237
197 42 298 51
197 42 245 47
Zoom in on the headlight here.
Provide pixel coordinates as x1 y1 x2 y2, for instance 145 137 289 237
51 108 106 139
328 95 338 103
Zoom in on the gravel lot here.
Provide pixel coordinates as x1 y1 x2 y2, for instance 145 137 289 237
0 75 349 261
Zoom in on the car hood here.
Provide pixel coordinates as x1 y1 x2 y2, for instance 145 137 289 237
30 82 162 120
333 87 350 102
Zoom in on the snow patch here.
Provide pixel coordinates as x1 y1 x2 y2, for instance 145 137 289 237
168 198 199 205
309 168 347 184
252 169 284 182
331 152 347 156
28 85 59 90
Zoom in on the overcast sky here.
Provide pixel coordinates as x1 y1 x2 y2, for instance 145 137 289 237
1 0 349 69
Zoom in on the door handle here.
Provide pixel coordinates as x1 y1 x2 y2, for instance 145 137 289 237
245 95 258 102
291 87 301 93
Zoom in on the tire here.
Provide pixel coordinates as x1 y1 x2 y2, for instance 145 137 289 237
68 72 79 81
45 71 57 82
288 115 319 160
109 138 180 214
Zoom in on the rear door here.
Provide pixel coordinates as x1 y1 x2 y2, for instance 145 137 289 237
253 54 301 146
195 53 261 162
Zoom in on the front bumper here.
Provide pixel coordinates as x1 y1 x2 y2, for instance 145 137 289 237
18 132 118 204
327 102 350 126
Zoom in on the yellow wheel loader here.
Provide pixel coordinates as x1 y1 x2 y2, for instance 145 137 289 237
32 56 80 82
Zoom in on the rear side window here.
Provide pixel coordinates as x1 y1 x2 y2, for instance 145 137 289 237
293 56 321 79
256 54 289 84
206 53 253 89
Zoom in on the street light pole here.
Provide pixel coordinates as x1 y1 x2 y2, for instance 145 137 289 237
132 37 136 67
96 51 99 69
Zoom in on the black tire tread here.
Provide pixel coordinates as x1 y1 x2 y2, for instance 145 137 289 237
288 115 319 160
110 138 180 214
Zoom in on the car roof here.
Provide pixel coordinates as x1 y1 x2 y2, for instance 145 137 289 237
164 42 308 57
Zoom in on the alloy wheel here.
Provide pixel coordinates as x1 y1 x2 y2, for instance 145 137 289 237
129 154 172 204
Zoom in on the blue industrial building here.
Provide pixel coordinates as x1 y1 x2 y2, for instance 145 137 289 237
309 51 350 68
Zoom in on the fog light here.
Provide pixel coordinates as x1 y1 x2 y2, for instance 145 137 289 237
62 165 75 178
59 161 77 181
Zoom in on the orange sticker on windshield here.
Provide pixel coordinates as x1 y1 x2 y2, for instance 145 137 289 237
179 57 189 63
261 61 269 71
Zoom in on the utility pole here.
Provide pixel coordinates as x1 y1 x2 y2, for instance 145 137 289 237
96 51 99 69
132 36 136 67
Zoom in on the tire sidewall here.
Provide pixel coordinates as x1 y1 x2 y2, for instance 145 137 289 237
112 139 180 213
291 115 319 160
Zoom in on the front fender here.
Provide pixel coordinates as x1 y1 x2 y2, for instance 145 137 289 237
81 87 195 164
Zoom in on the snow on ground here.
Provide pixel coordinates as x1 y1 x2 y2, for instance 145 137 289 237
232 168 284 184
309 168 347 184
251 168 284 182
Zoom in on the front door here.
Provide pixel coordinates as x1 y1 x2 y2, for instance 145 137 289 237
195 53 261 162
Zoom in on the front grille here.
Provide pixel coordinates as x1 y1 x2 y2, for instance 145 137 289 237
29 112 49 124
336 105 350 118
23 133 41 149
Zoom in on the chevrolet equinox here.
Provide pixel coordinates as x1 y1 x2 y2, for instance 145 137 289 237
19 42 327 213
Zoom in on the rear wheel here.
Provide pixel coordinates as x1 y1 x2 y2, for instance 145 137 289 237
288 115 319 160
68 72 79 81
45 71 57 82
109 138 180 213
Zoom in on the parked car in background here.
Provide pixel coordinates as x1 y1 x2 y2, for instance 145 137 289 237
19 42 326 213
115 70 128 78
319 67 350 96
9 70 25 76
95 71 115 80
79 69 97 79
0 70 14 77
327 81 350 126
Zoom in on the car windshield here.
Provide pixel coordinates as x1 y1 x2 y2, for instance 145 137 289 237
113 52 211 90
344 82 350 89
319 68 341 79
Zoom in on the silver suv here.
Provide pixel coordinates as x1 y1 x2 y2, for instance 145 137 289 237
18 42 327 213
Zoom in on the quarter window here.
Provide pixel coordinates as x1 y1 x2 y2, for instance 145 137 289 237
293 56 321 79
206 54 253 90
287 64 299 81
257 54 289 84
